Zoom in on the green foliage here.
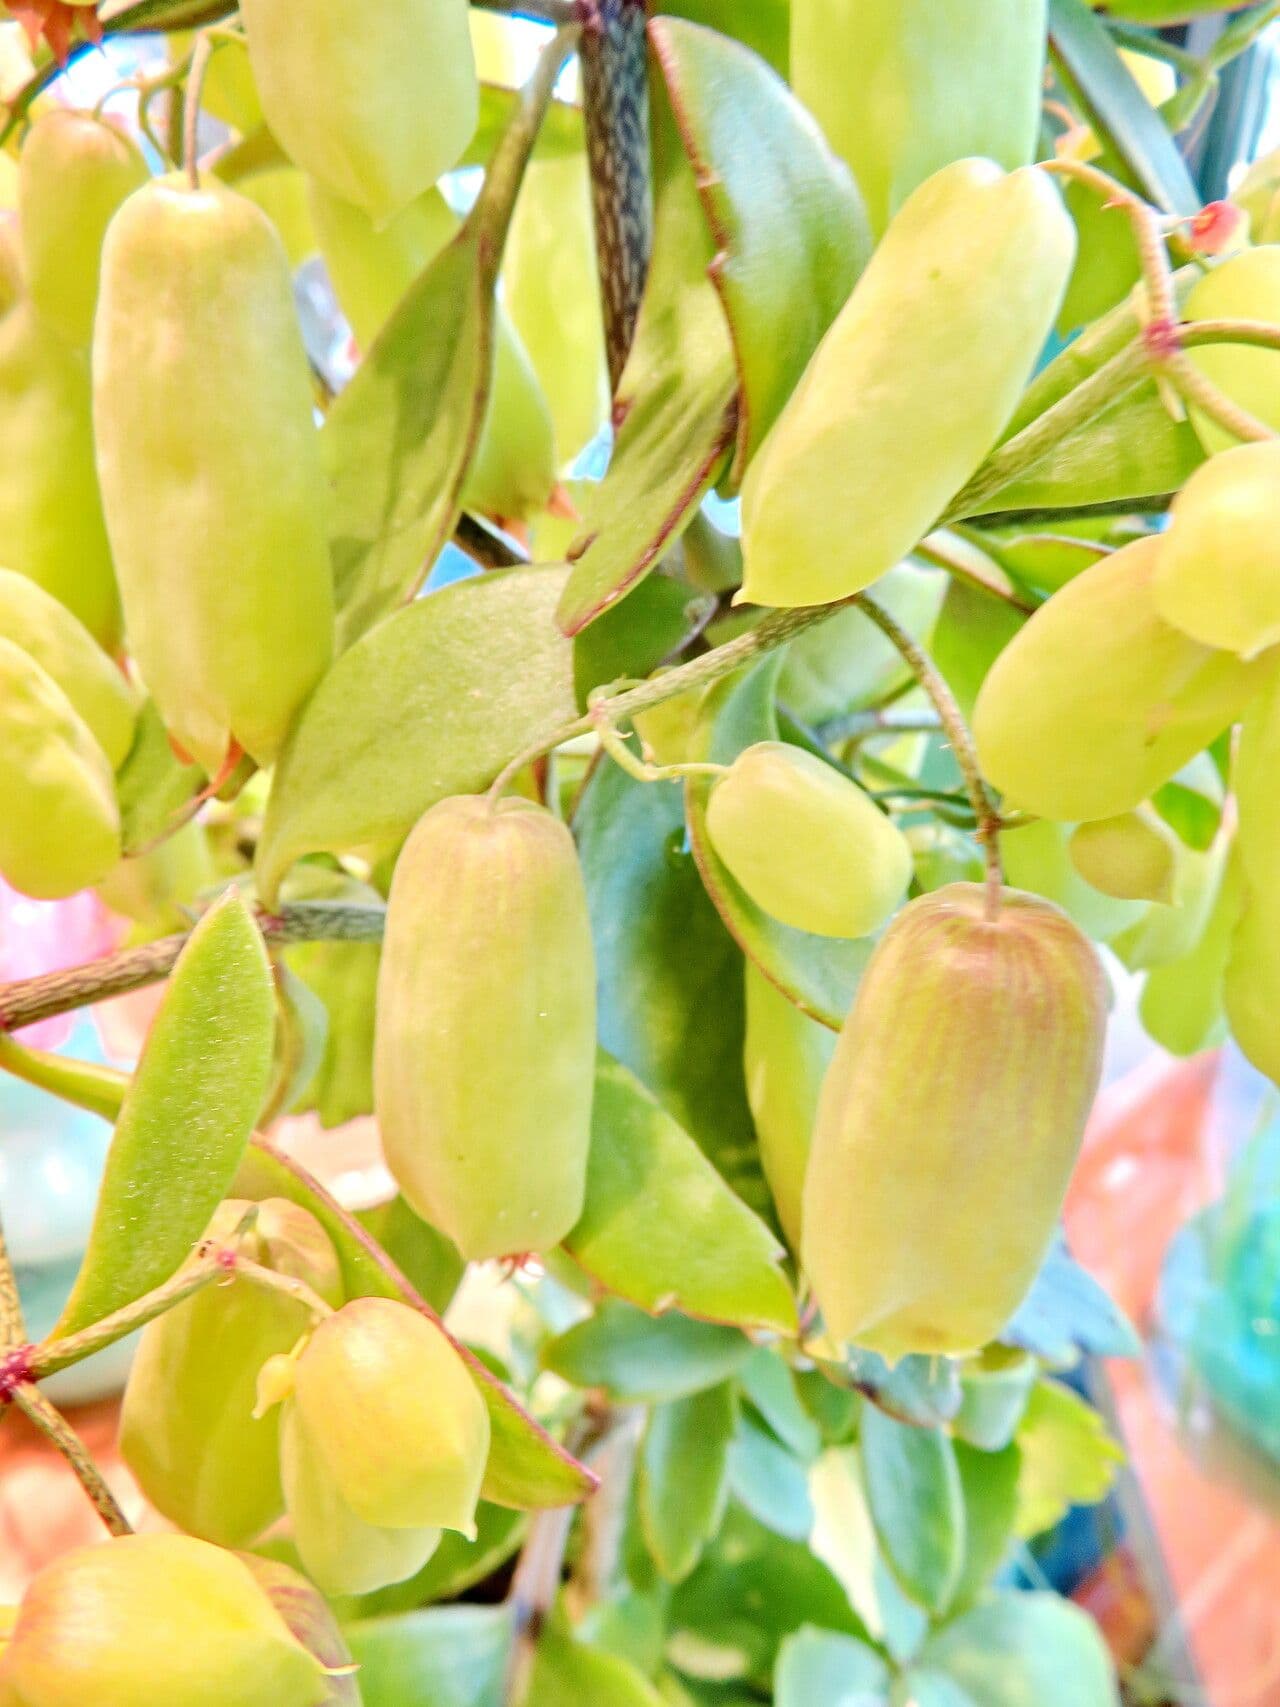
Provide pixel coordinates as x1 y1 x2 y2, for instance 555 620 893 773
18 2 1272 1698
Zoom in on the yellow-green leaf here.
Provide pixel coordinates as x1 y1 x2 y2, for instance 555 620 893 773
54 891 274 1337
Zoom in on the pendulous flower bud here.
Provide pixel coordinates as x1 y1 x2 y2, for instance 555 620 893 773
706 741 912 939
0 1534 330 1707
375 795 596 1260
1067 810 1179 905
120 1198 343 1548
802 882 1108 1361
93 175 334 773
0 568 137 768
271 1298 490 1597
236 1556 361 1706
18 108 148 347
0 636 120 900
239 0 478 225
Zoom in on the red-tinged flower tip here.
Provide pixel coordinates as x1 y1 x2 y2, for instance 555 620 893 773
237 1557 361 1707
1188 200 1245 256
5 2 100 62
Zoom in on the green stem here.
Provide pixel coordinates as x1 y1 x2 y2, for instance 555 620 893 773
1182 318 1280 354
33 1258 223 1380
589 694 727 785
0 1035 128 1123
14 1384 132 1537
1043 157 1177 323
1169 354 1276 441
820 709 944 744
489 595 877 802
234 1258 335 1322
183 32 215 188
851 596 1002 911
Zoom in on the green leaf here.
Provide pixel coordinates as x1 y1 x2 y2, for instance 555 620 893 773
555 125 738 636
686 656 872 1030
727 1412 814 1541
808 1447 928 1665
797 1370 860 1445
1048 0 1200 214
115 699 206 855
579 1592 667 1679
1014 1380 1125 1539
1004 1238 1140 1364
573 754 768 1216
269 963 329 1118
543 1299 752 1402
973 530 1109 597
565 1053 795 1334
842 1348 964 1431
463 84 585 169
951 1442 1021 1609
665 0 790 76
858 1407 965 1617
740 1348 823 1462
912 1592 1121 1706
324 42 568 644
1087 0 1252 23
356 1194 465 1319
1152 756 1225 852
976 387 1203 517
639 1383 737 1581
54 891 274 1337
898 1673 982 1707
670 1508 871 1689
345 1606 510 1707
574 575 714 708
234 1137 595 1512
256 567 576 905
650 16 869 480
979 267 1204 517
953 1349 1039 1452
775 1628 892 1707
0 1035 127 1124
528 1621 667 1707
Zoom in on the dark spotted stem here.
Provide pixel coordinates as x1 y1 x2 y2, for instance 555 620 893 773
580 0 653 391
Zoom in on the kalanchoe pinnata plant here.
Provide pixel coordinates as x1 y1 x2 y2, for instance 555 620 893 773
6 1 1280 1700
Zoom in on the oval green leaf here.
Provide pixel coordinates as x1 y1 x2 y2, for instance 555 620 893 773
639 1383 736 1582
915 1592 1121 1707
555 113 738 637
528 1622 666 1707
650 16 870 481
345 1605 510 1707
573 751 767 1215
565 1052 795 1334
324 40 570 645
543 1299 752 1403
775 1627 892 1707
53 890 274 1337
256 566 577 905
859 1406 965 1617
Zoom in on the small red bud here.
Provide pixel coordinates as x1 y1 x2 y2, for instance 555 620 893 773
1187 200 1244 255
